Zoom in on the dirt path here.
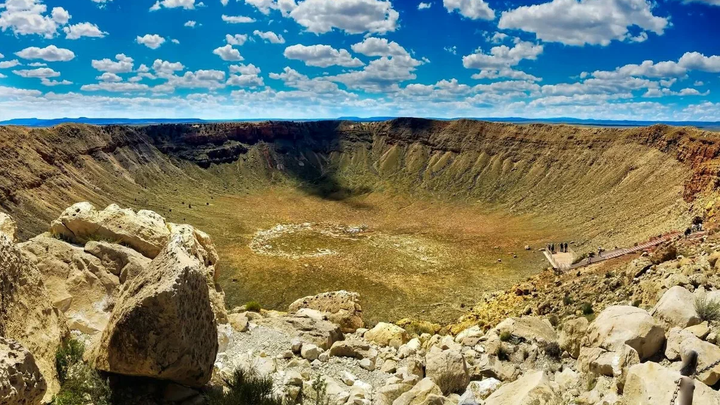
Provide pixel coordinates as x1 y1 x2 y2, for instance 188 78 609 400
569 232 683 269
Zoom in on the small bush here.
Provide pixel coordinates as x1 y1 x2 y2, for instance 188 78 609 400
695 295 720 323
53 338 111 405
544 342 561 359
547 314 559 327
245 301 262 313
206 368 283 405
435 372 467 395
309 374 330 405
499 331 512 342
563 295 573 306
497 345 510 361
580 302 594 315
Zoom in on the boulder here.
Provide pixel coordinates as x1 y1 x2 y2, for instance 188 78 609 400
577 345 639 383
0 234 67 401
92 225 219 386
288 290 364 333
583 305 664 360
0 337 47 405
491 317 557 344
484 370 559 405
19 235 119 335
393 378 443 405
558 316 588 359
665 327 720 385
425 346 469 395
0 213 17 242
256 314 343 350
50 202 171 259
458 378 502 404
365 322 410 348
651 286 701 328
624 362 720 405
84 241 151 283
329 339 377 360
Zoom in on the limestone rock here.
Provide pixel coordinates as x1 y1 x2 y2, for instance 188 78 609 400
19 235 119 335
84 240 150 283
0 213 17 242
624 362 720 405
228 313 249 332
256 314 343 350
393 378 443 405
50 202 171 259
0 337 47 405
651 286 700 329
484 370 558 405
425 346 469 395
0 234 67 401
288 290 364 333
577 345 639 385
329 339 377 360
92 226 219 386
559 316 588 359
583 305 665 360
665 327 720 385
457 378 501 404
365 322 409 348
491 317 557 344
686 321 710 339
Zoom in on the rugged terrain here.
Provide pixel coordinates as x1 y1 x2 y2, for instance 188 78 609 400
1 120 718 323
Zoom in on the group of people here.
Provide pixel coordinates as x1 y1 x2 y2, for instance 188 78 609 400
547 242 569 254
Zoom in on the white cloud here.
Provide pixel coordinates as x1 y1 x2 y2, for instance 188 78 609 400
0 53 3 58
222 15 256 23
166 69 226 90
63 22 107 39
227 70 264 87
0 73 6 78
444 46 457 55
253 30 285 44
150 0 196 10
0 0 63 38
443 0 494 20
152 59 185 76
226 34 248 45
230 64 261 75
463 41 543 71
185 20 197 27
418 2 432 9
213 44 243 61
172 39 180 44
351 37 411 58
13 67 60 78
97 72 123 82
284 44 364 67
91 54 134 73
328 44 424 92
40 78 71 86
16 45 75 62
244 0 296 15
678 52 720 73
82 82 150 92
0 60 21 69
136 34 166 49
683 0 720 5
472 68 541 81
288 0 399 34
498 0 669 46
51 7 70 24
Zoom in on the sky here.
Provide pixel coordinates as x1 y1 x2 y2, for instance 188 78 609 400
0 0 718 121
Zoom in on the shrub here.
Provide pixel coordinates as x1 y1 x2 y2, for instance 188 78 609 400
544 342 561 359
580 302 594 315
547 314 559 327
563 295 573 306
497 345 510 361
245 301 262 313
695 295 720 323
309 374 330 405
435 372 467 395
206 368 283 405
53 338 111 405
499 331 512 342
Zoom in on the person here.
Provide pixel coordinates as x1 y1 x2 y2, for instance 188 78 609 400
551 243 554 254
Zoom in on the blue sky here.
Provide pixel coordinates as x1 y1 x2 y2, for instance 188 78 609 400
0 0 718 121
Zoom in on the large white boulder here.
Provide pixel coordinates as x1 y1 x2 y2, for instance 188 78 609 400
393 378 444 405
665 327 720 386
288 290 364 333
651 286 701 329
458 378 502 404
624 362 720 405
559 316 588 359
583 305 665 360
0 234 67 402
84 241 151 284
0 337 47 405
491 317 557 344
425 345 469 395
50 202 171 258
92 225 219 386
484 370 559 405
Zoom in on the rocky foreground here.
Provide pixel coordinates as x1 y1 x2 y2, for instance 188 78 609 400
2 203 720 404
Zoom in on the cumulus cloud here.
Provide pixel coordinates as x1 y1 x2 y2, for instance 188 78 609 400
227 63 264 87
284 44 364 67
213 44 243 61
16 45 75 62
136 34 166 49
226 34 249 45
51 7 70 24
150 0 196 10
288 0 399 34
13 67 60 78
63 22 107 39
0 60 21 69
498 0 669 46
0 0 64 38
185 20 197 27
82 82 151 92
222 15 256 23
91 54 134 73
678 52 720 73
152 59 185 77
443 0 494 20
253 30 285 44
462 41 543 78
418 2 432 9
